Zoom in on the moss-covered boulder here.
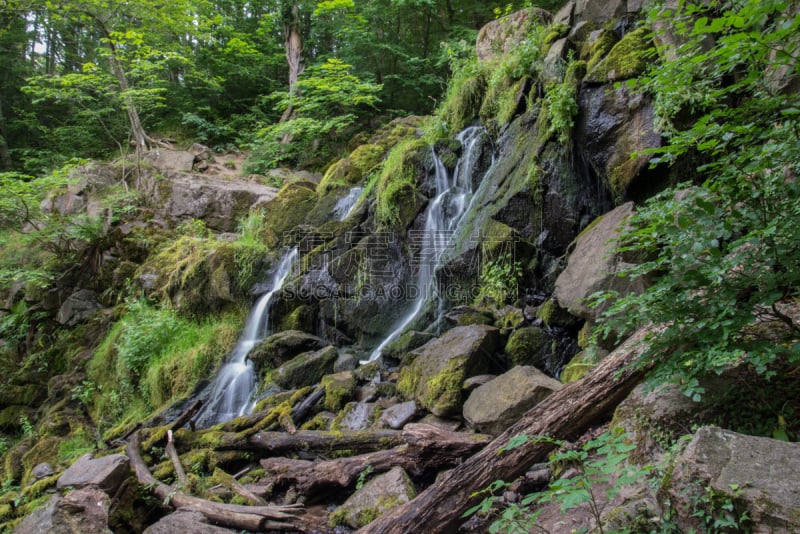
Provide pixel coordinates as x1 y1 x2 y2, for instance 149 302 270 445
463 365 563 436
585 27 655 84
321 371 357 412
560 346 608 383
505 327 550 367
380 331 436 362
256 181 318 246
535 298 577 327
329 466 416 529
247 330 328 373
318 144 384 194
476 8 552 62
397 325 500 417
272 346 338 389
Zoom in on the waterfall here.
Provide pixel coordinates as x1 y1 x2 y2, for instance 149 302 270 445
367 126 489 361
195 247 299 427
333 187 364 221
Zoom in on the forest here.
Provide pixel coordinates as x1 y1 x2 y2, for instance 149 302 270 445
1 0 800 532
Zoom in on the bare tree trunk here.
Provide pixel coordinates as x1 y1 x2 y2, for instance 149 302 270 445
0 98 12 171
279 1 304 133
361 327 655 534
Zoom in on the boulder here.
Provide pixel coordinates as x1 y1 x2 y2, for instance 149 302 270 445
505 327 550 367
15 488 112 534
56 453 130 496
330 466 416 529
143 510 236 534
554 202 645 321
142 171 278 232
584 27 655 84
56 289 102 326
463 366 562 436
247 330 329 371
321 371 357 412
333 402 378 432
272 346 338 389
575 84 662 200
143 149 196 172
476 9 552 62
560 347 608 383
31 463 53 480
574 0 628 24
666 426 800 532
378 401 418 430
381 330 436 361
397 325 501 417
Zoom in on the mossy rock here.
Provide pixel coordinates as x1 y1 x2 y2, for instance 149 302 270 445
375 138 429 229
585 27 655 83
248 330 328 372
279 305 316 332
259 181 318 246
536 298 578 327
273 346 338 389
4 438 32 482
381 331 436 361
317 143 384 193
0 405 36 433
329 466 416 529
560 346 609 383
21 437 65 485
0 384 44 407
397 325 500 417
505 327 550 367
321 372 357 412
582 29 618 68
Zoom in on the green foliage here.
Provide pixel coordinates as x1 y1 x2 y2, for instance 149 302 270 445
477 253 523 305
465 428 649 533
544 76 578 144
246 58 382 171
375 138 427 228
592 0 800 395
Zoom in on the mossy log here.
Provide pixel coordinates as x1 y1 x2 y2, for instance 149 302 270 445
259 424 491 498
127 432 304 531
174 427 405 455
362 327 654 534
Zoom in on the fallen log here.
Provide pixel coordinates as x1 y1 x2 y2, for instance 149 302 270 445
165 430 187 487
174 427 404 456
362 327 654 533
260 424 491 498
127 432 305 532
211 467 267 506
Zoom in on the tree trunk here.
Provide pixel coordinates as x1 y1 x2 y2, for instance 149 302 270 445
127 432 304 531
361 327 654 534
0 98 12 171
259 424 491 498
280 1 304 128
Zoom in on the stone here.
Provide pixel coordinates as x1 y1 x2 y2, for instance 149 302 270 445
15 488 112 534
56 453 130 496
554 1 575 25
143 149 196 172
560 347 608 383
542 38 570 82
505 327 550 368
378 401 418 430
554 202 645 321
667 426 800 532
31 463 53 480
575 84 662 201
321 371 357 412
463 366 563 436
333 402 378 432
272 346 338 389
188 143 212 161
247 330 329 371
143 510 236 534
476 8 552 62
333 352 359 372
462 374 496 393
56 289 102 326
442 306 494 327
584 27 654 83
397 325 501 417
330 466 416 529
381 331 436 361
574 0 627 24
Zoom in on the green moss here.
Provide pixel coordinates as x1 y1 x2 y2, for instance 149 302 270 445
317 144 385 193
321 372 357 412
300 413 331 431
423 358 468 417
375 138 428 229
279 305 315 332
260 182 318 246
21 437 63 485
438 61 487 134
505 327 548 367
585 27 655 83
577 321 593 349
583 30 618 71
544 23 570 46
355 507 380 527
329 507 349 527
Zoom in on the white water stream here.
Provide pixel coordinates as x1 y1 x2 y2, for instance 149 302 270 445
195 247 299 427
367 126 490 361
333 187 364 221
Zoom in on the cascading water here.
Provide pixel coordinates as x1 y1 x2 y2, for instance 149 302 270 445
333 187 364 221
367 126 491 361
195 247 299 427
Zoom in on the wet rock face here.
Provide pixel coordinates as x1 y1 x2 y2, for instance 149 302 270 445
247 330 328 372
397 324 501 417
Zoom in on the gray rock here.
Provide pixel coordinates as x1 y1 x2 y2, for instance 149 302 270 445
332 466 416 529
56 453 130 495
574 0 627 24
272 346 338 389
143 149 196 172
542 38 569 82
56 289 102 326
247 330 329 371
334 402 377 432
476 8 552 62
463 374 496 393
554 1 575 25
334 352 359 372
667 426 800 532
554 202 644 321
463 366 562 436
397 325 501 417
143 510 236 534
31 463 53 480
379 401 417 430
15 488 112 534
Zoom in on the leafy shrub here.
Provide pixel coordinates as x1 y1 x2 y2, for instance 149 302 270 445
477 253 523 305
